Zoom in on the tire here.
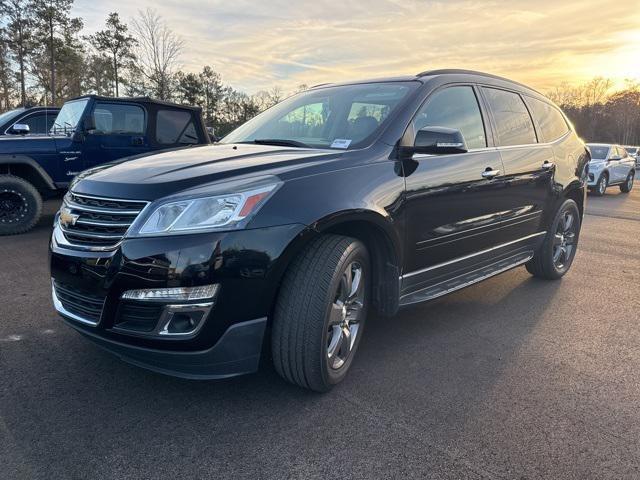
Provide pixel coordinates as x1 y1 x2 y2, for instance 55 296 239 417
0 175 43 235
272 234 370 392
591 173 608 196
620 170 634 193
526 199 581 280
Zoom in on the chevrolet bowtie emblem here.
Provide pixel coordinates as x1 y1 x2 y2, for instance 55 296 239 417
59 208 80 227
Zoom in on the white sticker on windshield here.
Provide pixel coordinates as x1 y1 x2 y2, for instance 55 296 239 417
331 139 352 149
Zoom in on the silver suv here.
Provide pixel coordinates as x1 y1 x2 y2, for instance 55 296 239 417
586 143 635 196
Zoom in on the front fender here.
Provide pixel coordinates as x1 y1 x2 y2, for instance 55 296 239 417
0 154 56 189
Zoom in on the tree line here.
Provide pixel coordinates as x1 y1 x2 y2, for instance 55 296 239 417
0 2 304 135
546 77 640 145
1 1 638 142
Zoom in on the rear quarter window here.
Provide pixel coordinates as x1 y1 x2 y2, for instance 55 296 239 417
482 87 537 147
526 97 569 142
156 110 198 145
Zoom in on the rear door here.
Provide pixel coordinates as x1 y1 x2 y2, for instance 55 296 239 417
81 101 151 169
480 87 554 241
615 146 633 181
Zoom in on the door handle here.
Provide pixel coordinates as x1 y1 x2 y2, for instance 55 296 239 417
481 168 500 179
542 161 555 170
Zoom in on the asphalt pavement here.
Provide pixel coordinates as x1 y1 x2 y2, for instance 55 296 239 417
1 186 639 479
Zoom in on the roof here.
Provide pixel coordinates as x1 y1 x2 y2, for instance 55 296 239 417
67 94 202 111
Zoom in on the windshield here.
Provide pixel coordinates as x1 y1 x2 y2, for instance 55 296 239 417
587 145 609 160
222 82 418 149
625 147 638 154
52 99 89 135
0 108 26 126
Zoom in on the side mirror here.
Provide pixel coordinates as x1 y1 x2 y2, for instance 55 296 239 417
405 126 468 156
609 155 621 161
10 123 30 135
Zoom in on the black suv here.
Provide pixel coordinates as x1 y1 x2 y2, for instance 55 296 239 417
50 70 588 392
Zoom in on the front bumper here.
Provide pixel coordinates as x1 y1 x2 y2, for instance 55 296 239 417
587 163 606 186
50 222 306 378
62 315 267 379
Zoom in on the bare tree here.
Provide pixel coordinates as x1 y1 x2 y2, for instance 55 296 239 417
131 9 183 100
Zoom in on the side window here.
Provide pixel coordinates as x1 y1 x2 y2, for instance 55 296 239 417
21 114 48 134
92 103 145 135
482 88 537 146
156 110 198 145
45 113 57 133
412 86 487 149
526 97 569 142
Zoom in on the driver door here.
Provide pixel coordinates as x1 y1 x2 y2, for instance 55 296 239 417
401 85 509 295
81 102 151 169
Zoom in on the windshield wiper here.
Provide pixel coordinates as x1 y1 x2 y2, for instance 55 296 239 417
250 138 311 148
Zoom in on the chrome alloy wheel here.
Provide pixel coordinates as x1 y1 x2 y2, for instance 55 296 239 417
627 172 634 190
326 261 365 370
553 210 577 270
598 175 607 195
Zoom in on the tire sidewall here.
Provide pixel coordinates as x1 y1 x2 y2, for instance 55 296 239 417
0 176 42 235
597 174 607 195
319 241 370 387
543 199 581 278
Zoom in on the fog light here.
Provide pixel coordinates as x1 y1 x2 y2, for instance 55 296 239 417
158 304 211 337
121 284 219 302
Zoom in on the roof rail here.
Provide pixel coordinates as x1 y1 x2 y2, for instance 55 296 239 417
416 69 539 93
310 83 332 89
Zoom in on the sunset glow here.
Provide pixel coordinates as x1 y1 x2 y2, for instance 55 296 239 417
74 0 640 93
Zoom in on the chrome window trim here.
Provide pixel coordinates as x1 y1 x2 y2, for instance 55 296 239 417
401 231 546 279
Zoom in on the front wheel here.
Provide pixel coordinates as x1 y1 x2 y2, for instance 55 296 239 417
526 199 581 280
620 171 634 193
272 235 369 392
0 175 43 235
591 174 608 196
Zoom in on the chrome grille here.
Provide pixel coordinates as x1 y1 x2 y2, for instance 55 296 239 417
59 193 148 249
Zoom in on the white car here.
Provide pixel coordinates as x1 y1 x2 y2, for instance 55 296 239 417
623 146 639 168
586 143 635 196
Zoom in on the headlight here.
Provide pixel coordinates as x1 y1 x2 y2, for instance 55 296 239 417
130 183 279 236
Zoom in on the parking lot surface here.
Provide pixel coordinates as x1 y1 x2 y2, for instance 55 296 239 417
1 187 639 480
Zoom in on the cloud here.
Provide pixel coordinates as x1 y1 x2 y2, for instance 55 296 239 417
74 0 640 94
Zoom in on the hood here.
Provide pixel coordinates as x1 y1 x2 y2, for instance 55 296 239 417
75 143 345 200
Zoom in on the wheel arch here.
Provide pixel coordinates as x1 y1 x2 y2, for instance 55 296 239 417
0 155 56 192
562 181 586 219
274 210 402 318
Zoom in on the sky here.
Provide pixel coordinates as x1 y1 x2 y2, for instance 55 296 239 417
73 0 640 95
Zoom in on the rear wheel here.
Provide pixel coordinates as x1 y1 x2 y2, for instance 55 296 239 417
592 173 608 196
271 235 369 392
526 199 581 280
0 175 43 235
620 170 634 193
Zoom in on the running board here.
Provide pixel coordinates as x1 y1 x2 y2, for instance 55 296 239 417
399 251 534 307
